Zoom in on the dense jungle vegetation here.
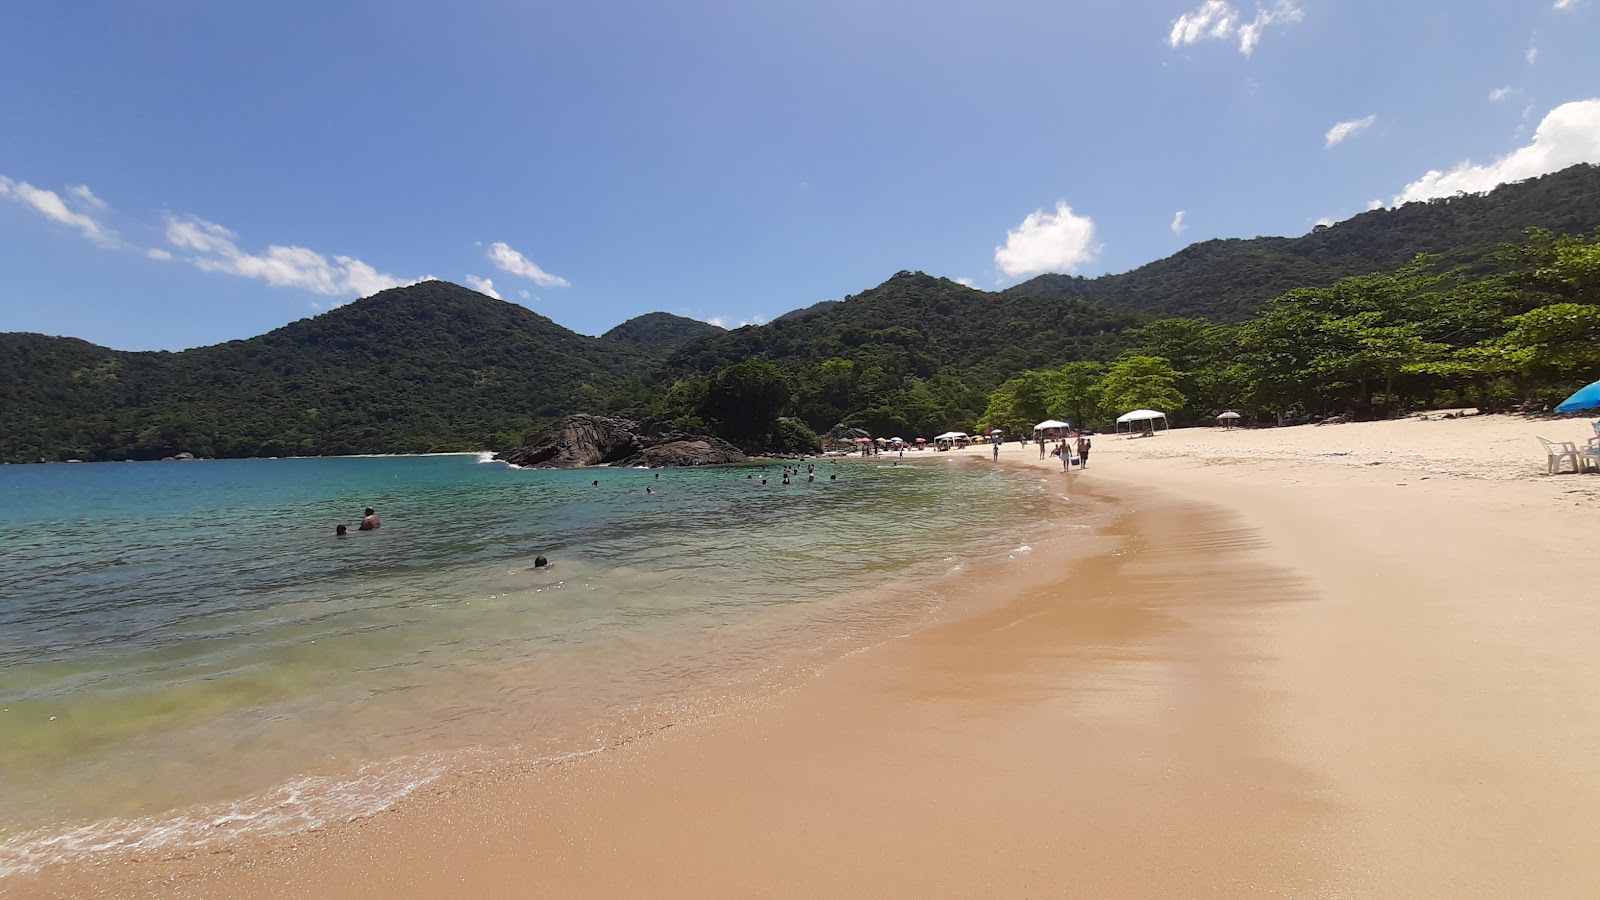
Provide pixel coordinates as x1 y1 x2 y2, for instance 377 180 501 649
4 166 1600 462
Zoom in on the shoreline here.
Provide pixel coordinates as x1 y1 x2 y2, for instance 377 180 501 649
15 418 1600 896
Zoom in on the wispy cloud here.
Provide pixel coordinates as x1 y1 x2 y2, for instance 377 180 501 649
1527 46 1539 65
1489 86 1513 102
0 175 115 246
1325 114 1378 148
1394 98 1600 204
1170 210 1187 235
994 202 1100 278
1554 0 1576 10
165 215 420 299
464 275 502 299
487 241 570 288
955 277 978 288
1168 0 1303 56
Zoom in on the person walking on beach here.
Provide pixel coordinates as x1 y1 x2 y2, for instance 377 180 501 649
1077 435 1091 469
359 508 381 531
1039 437 1047 460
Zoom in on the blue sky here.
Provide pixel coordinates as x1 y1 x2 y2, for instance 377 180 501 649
2 0 1597 350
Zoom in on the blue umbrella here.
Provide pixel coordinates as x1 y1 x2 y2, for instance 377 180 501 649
1555 379 1600 413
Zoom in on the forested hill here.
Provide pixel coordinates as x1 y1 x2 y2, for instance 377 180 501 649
663 271 1139 387
601 312 724 357
1009 163 1600 320
0 281 652 462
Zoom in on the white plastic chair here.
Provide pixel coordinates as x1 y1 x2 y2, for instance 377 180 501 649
1585 437 1600 473
1538 436 1583 475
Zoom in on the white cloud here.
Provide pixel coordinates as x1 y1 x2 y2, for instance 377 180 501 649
1170 210 1187 235
165 214 416 299
68 184 107 210
1394 99 1600 204
994 202 1100 278
1168 0 1302 56
1555 0 1578 8
0 175 115 246
1367 198 1384 211
955 276 978 288
1527 46 1539 65
464 275 501 299
147 248 173 261
1489 86 1512 102
1325 114 1377 148
519 289 531 300
706 316 727 328
1170 1 1238 47
1314 216 1335 228
487 241 570 288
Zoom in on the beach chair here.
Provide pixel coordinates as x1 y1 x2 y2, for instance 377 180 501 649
1586 437 1600 473
1537 436 1583 475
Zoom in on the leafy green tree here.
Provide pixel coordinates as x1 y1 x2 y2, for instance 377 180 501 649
1098 356 1186 419
703 361 791 443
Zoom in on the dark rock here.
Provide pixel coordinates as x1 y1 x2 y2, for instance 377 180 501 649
621 438 745 468
495 414 746 468
823 425 870 447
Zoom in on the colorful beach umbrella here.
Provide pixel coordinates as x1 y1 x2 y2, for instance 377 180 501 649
1555 379 1600 413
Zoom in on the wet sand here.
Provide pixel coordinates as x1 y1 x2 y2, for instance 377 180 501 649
18 418 1600 897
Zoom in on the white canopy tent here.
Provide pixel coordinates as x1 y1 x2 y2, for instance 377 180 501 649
1032 419 1069 431
933 431 968 441
1115 409 1169 435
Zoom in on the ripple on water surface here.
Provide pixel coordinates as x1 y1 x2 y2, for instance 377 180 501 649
0 453 1070 874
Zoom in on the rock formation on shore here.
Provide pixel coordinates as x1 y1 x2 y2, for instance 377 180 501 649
495 414 746 468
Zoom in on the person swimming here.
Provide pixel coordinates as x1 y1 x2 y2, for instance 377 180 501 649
592 480 599 487
359 508 380 531
335 524 348 537
533 555 549 568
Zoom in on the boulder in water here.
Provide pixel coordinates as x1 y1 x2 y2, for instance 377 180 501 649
495 414 746 468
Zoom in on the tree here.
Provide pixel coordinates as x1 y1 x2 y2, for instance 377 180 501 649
703 361 791 443
1098 356 1186 419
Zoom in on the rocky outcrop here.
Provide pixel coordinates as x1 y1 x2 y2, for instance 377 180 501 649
624 438 745 468
495 414 746 468
823 425 870 446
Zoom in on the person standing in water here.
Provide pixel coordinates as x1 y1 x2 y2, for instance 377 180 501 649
335 524 349 537
359 508 381 531
992 441 999 462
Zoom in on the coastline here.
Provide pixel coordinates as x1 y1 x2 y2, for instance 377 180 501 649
15 418 1600 896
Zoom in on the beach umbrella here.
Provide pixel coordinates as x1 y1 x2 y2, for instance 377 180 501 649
1217 411 1241 419
915 438 926 443
988 428 1004 435
855 437 872 443
1033 419 1069 431
1555 379 1600 413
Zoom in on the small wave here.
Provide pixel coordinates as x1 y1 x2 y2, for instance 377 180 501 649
1012 545 1031 554
0 758 447 878
474 451 501 465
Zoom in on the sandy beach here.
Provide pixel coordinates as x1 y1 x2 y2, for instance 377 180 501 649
15 413 1600 898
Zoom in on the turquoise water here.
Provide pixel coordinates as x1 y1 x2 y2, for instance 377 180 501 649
0 452 1064 874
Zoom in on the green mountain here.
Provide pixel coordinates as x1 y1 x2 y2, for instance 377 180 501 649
665 271 1138 386
0 281 651 462
1008 163 1600 320
601 312 725 357
8 164 1600 462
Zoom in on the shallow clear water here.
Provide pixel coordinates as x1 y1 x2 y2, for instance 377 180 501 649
0 452 1064 873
